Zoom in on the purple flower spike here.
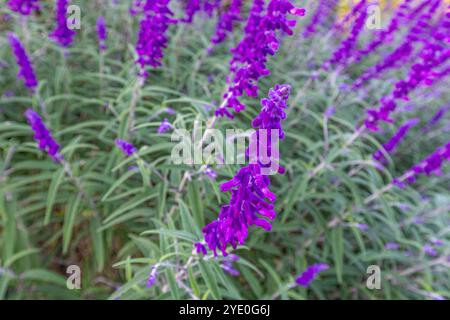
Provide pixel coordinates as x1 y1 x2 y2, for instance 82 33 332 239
115 139 137 156
204 166 217 179
96 16 107 51
146 265 158 288
194 242 207 255
135 0 176 78
49 0 76 48
25 109 62 162
215 0 305 118
157 118 172 134
373 118 419 162
7 0 40 15
8 33 38 90
221 254 240 277
202 85 291 256
211 0 243 45
295 263 329 287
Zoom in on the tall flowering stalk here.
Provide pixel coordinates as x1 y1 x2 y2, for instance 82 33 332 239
373 118 419 162
324 0 368 69
25 109 62 162
182 0 220 22
302 0 338 38
364 12 449 131
96 16 107 51
135 0 175 78
394 141 450 186
215 0 305 118
49 0 76 48
6 0 40 15
203 84 291 256
8 32 38 91
352 0 414 62
211 0 243 45
353 0 442 88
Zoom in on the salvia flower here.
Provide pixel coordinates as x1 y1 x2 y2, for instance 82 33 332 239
135 0 175 78
7 0 40 15
203 165 217 179
215 0 305 118
373 118 419 162
49 0 76 48
8 32 38 90
302 0 338 37
393 141 450 186
353 0 443 88
115 139 137 156
25 109 62 162
157 118 172 134
295 263 329 287
422 105 449 132
146 265 158 288
182 0 220 23
324 0 368 69
202 84 291 256
211 0 243 45
96 16 107 51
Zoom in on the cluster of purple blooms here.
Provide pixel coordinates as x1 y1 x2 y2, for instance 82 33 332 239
6 0 40 15
215 0 305 118
96 16 108 51
302 0 338 37
182 0 221 23
115 139 137 157
201 84 290 256
295 263 329 287
394 141 450 187
49 0 76 48
211 0 243 45
25 109 62 162
134 0 176 78
8 32 38 90
325 0 368 69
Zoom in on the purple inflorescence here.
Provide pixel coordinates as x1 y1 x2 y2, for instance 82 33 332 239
394 141 450 186
157 118 172 134
49 0 76 48
6 0 40 15
202 84 291 256
8 32 38 90
353 0 443 88
25 109 62 162
295 263 329 287
302 0 338 38
373 118 419 162
96 16 107 51
146 265 158 288
115 139 137 156
182 0 220 23
215 0 305 118
324 0 368 69
211 0 243 45
134 0 176 78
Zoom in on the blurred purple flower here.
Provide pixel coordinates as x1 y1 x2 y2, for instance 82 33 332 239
146 265 158 288
8 33 38 90
96 16 107 51
7 0 40 15
194 242 207 255
423 244 438 257
115 139 137 156
157 118 172 134
25 109 62 162
295 263 329 287
211 0 243 45
49 0 76 48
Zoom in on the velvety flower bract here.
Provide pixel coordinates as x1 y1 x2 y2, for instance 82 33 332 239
295 263 329 287
8 32 38 90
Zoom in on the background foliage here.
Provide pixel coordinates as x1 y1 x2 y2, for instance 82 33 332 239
0 0 449 300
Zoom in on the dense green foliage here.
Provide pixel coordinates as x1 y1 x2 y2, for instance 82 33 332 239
0 1 449 300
